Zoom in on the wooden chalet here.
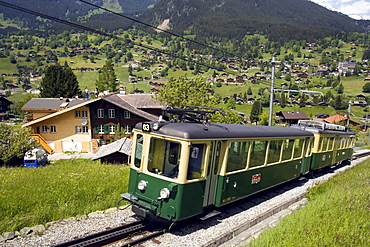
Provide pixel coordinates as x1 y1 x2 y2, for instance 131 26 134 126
276 111 309 125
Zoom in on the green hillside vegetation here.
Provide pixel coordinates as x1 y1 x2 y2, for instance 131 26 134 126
248 160 370 247
0 29 369 123
0 159 129 233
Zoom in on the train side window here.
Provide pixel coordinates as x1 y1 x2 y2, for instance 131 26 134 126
318 137 323 152
339 137 344 149
267 140 282 165
249 141 267 169
308 138 314 156
187 144 205 180
322 137 329 152
293 139 304 159
226 141 249 172
328 137 334 151
282 139 294 161
134 134 143 168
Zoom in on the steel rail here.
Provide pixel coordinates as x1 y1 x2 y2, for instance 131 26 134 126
53 219 151 247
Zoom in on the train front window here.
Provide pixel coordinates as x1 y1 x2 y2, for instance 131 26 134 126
134 134 143 168
148 138 181 179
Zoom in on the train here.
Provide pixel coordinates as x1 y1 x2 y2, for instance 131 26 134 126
121 106 355 223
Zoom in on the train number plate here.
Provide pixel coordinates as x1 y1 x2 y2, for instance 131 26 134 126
142 123 151 132
251 174 261 184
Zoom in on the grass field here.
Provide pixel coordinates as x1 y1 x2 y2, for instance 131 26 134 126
0 159 129 233
248 159 370 247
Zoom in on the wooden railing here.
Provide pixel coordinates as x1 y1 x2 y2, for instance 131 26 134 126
31 134 54 154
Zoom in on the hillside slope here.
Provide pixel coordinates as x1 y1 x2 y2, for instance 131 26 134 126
144 0 364 42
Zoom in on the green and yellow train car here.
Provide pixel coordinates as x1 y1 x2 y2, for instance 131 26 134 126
291 120 355 170
122 107 317 222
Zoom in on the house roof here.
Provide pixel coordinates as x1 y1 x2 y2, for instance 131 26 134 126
277 111 309 120
22 93 162 127
21 98 87 111
119 93 162 109
22 98 99 127
323 114 347 123
102 93 159 121
91 137 132 160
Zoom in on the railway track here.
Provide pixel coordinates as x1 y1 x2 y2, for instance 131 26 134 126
351 150 370 160
53 219 165 247
53 150 370 247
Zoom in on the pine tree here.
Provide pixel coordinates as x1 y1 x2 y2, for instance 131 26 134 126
247 87 253 95
250 100 262 124
280 92 287 108
96 59 118 93
40 64 81 98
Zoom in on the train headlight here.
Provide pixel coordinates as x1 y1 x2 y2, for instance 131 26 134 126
138 180 147 191
153 122 160 131
159 188 170 200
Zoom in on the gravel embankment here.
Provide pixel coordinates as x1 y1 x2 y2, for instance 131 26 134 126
3 155 367 247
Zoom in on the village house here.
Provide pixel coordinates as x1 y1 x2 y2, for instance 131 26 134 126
0 96 13 121
21 92 163 154
275 111 309 125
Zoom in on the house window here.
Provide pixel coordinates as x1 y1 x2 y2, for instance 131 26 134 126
42 125 48 133
97 109 104 118
76 126 88 133
75 111 81 118
98 125 104 134
125 125 132 133
124 111 130 119
50 126 56 133
109 125 116 134
82 111 88 118
108 109 115 118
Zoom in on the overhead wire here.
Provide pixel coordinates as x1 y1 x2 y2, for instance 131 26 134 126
0 0 243 76
77 0 226 55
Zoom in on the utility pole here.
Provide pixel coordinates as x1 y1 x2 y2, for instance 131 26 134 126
269 56 280 126
347 100 351 126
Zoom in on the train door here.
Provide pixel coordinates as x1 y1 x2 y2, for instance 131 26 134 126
332 136 340 164
203 141 222 207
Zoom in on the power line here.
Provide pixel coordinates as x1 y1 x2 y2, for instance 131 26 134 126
0 0 242 75
77 0 226 55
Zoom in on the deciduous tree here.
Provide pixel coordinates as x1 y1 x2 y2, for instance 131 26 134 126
0 123 36 165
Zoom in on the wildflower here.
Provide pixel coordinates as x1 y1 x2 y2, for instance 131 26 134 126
335 233 344 237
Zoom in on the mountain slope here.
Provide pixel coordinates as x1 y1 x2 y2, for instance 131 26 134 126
144 0 364 42
0 0 159 28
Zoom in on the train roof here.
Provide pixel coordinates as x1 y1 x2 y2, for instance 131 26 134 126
289 126 356 136
135 122 314 140
290 120 356 136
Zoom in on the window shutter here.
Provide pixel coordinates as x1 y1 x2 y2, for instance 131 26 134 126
104 125 109 134
94 125 98 134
